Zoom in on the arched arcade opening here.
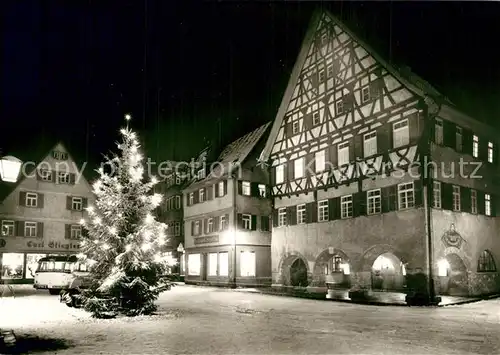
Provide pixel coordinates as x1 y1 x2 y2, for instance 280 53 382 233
313 248 351 288
371 252 407 291
279 253 310 287
436 253 469 296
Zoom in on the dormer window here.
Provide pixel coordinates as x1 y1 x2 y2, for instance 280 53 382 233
197 168 205 180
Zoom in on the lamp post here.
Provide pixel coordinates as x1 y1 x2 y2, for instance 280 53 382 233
177 243 185 276
231 228 237 288
0 156 22 183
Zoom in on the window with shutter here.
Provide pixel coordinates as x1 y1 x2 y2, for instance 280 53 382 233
294 158 304 179
392 119 409 148
488 142 494 163
473 135 479 158
367 189 381 215
275 165 284 184
25 192 38 207
432 181 442 208
278 208 287 227
297 204 306 224
470 189 478 214
341 195 353 218
363 131 377 158
318 200 329 222
452 185 461 211
397 182 414 209
338 141 349 166
485 194 492 216
315 150 325 172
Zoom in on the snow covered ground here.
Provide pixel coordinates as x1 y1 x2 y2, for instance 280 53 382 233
1 285 500 354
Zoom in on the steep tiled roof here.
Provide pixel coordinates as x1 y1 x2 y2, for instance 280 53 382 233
184 122 271 191
259 9 460 163
0 140 86 202
0 138 57 202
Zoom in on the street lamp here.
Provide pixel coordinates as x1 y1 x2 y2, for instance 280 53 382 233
0 156 22 183
177 243 185 276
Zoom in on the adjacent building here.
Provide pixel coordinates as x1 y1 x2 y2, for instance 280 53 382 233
183 123 272 287
0 142 94 284
154 154 207 275
258 10 500 299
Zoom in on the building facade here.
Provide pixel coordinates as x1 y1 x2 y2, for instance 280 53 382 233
154 160 194 275
0 143 94 284
183 123 272 287
258 10 500 299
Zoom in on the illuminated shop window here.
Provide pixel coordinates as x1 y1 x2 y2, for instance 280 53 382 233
188 253 200 276
25 253 46 279
1 253 24 279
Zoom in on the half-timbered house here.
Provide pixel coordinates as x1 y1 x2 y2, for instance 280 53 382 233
183 123 272 287
259 10 500 301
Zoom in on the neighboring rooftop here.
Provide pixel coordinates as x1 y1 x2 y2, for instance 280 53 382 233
184 122 271 191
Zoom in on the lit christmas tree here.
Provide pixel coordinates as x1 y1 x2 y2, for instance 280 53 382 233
77 116 171 318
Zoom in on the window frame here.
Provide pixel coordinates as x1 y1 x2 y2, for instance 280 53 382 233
242 214 251 230
24 221 37 237
25 192 38 207
1 220 15 236
392 118 410 148
318 200 329 222
367 189 381 215
278 208 287 227
397 182 415 210
341 195 353 219
452 185 461 212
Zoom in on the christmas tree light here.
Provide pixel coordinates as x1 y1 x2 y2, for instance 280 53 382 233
77 114 173 318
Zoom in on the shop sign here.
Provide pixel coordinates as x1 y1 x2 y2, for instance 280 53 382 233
26 240 80 250
194 235 219 245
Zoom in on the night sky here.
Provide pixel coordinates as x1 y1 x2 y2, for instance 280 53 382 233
2 1 499 173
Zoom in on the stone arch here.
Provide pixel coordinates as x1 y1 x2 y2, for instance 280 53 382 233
312 248 351 287
358 244 409 272
358 244 410 292
278 252 311 287
437 252 469 296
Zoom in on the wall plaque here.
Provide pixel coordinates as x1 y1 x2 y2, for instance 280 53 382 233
194 235 219 245
441 223 465 249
